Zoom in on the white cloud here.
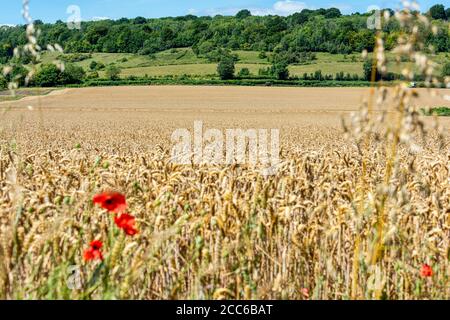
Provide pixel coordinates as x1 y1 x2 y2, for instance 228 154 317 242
272 1 309 15
249 8 274 16
92 16 110 21
189 1 351 17
187 8 198 15
202 7 242 16
194 1 311 17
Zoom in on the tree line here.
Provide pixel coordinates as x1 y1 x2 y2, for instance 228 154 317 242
0 5 449 87
0 5 449 63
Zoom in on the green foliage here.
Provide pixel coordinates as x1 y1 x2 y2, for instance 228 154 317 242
87 71 99 79
89 61 98 70
59 53 92 63
299 70 331 81
13 52 35 65
5 64 29 86
428 4 447 20
258 67 271 76
33 64 60 87
33 63 86 87
314 70 324 81
0 6 448 66
335 71 361 81
288 11 311 26
83 77 371 88
238 68 251 77
89 60 105 71
270 55 290 80
105 65 121 80
273 49 316 64
0 75 6 89
60 64 86 84
421 107 450 116
205 48 238 63
363 60 372 81
325 8 342 19
217 56 235 80
0 43 13 64
442 62 450 77
363 59 381 81
195 41 215 56
363 59 403 81
236 10 252 19
133 17 147 25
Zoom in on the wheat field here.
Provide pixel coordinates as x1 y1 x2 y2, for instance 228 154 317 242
0 86 449 300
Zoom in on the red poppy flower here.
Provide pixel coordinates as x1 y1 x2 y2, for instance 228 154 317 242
93 192 127 213
114 213 139 236
420 264 433 277
301 288 310 299
84 240 104 261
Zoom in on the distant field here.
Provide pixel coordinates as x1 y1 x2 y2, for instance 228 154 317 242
120 63 269 77
290 62 362 77
26 48 450 79
120 64 217 77
39 49 368 78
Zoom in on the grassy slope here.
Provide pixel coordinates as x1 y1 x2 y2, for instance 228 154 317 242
32 48 450 79
40 48 368 78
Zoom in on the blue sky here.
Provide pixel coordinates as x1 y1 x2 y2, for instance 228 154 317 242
0 0 444 25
